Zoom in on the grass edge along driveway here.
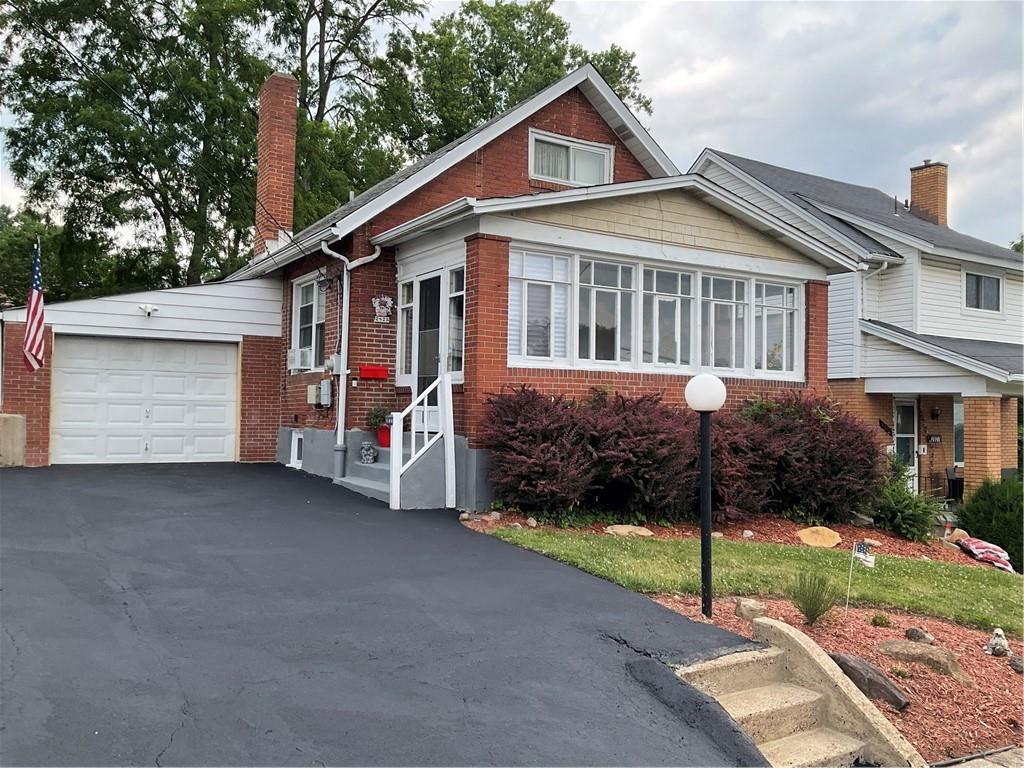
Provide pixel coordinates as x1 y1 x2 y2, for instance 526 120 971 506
493 528 1023 635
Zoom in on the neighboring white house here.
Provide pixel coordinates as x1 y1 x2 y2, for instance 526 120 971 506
691 150 1022 497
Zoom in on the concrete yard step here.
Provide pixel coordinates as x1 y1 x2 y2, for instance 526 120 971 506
334 475 389 503
676 646 786 696
718 683 822 743
757 727 864 768
345 459 390 484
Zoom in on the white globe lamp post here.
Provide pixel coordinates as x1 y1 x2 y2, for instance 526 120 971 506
684 374 727 618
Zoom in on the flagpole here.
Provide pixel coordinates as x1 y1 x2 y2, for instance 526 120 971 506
845 540 857 616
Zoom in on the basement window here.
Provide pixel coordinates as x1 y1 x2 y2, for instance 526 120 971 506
530 129 613 187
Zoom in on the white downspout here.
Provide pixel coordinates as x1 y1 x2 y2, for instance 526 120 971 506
320 240 381 452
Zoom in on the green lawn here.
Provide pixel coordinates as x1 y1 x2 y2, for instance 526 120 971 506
493 528 1024 635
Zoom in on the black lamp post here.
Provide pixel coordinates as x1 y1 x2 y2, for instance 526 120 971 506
684 373 727 619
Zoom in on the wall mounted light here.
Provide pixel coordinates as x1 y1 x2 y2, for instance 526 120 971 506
931 407 941 420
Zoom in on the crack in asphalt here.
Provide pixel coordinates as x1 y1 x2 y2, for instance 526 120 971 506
599 630 666 662
2 627 21 685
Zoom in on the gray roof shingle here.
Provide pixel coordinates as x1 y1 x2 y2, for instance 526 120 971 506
713 151 1021 266
864 319 1023 376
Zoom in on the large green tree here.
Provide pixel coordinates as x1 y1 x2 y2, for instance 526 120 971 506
371 0 653 155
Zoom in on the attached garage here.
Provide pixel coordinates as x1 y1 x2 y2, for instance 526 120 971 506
51 336 238 464
1 278 282 467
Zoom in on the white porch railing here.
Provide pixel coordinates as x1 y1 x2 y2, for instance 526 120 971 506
389 373 456 510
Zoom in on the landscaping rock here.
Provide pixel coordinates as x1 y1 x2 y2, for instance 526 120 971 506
797 526 842 548
905 627 934 645
742 530 754 539
863 538 882 548
829 652 910 711
947 528 969 544
458 512 470 521
850 512 874 527
734 597 766 621
604 524 654 538
984 628 1010 657
1010 655 1023 674
711 531 724 539
509 522 522 529
876 639 973 686
526 517 538 528
489 511 502 521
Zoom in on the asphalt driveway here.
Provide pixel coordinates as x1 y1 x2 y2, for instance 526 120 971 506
1 464 758 766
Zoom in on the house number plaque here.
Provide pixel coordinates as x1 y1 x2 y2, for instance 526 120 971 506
372 295 394 323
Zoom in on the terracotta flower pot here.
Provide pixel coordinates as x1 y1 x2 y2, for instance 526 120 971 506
376 424 391 448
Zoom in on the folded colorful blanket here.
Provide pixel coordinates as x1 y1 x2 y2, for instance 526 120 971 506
958 536 1015 574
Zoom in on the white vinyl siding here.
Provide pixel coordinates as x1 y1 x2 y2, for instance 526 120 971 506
828 272 856 378
874 259 915 328
861 336 965 377
918 258 1022 343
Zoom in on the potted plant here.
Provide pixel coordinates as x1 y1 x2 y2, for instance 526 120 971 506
367 405 391 448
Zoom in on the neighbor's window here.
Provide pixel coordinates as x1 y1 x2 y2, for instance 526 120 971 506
965 272 1000 312
642 267 693 366
447 268 466 372
508 251 570 360
578 259 634 362
398 281 414 376
701 276 746 370
531 131 612 186
953 400 964 465
292 275 327 370
754 282 797 372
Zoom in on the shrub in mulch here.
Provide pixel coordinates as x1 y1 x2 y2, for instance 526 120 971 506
958 476 1024 571
741 391 885 523
874 456 943 542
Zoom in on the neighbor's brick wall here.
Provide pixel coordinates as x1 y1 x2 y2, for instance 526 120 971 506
805 280 829 395
460 233 831 447
1 322 53 466
828 379 894 450
239 335 282 462
285 86 655 432
1000 396 1018 471
963 396 1002 494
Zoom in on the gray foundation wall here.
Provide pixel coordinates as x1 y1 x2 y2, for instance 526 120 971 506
276 427 337 479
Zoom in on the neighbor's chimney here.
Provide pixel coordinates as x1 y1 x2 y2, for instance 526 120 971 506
909 159 948 226
255 72 297 254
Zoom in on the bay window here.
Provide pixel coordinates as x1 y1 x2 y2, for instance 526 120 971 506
508 251 570 360
754 282 797 372
578 259 633 362
506 248 804 379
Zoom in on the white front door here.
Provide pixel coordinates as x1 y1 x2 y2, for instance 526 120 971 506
894 400 918 492
51 336 238 463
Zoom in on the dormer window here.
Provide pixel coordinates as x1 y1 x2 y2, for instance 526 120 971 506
964 271 1001 312
530 129 613 187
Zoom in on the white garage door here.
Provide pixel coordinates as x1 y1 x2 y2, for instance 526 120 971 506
52 336 238 464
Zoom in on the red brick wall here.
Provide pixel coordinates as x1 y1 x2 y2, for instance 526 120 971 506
909 161 948 226
255 73 297 253
828 379 894 450
1 322 53 466
963 396 1002 494
919 394 955 495
284 86 655 432
805 280 829 395
1000 397 1018 470
239 335 282 462
460 233 832 447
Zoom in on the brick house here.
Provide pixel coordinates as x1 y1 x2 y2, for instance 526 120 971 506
2 65 869 509
691 150 1023 496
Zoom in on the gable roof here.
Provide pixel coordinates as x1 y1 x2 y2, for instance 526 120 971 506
694 150 1021 268
862 319 1023 382
229 65 678 281
369 174 860 273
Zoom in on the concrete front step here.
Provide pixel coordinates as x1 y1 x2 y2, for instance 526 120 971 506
757 727 864 768
718 683 822 743
345 459 390 484
334 475 389 503
676 646 786 696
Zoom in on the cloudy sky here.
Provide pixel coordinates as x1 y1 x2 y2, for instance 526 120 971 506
3 1 1021 246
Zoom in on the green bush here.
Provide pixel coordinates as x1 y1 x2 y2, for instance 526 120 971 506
958 477 1023 571
873 457 941 542
787 571 840 625
870 613 892 628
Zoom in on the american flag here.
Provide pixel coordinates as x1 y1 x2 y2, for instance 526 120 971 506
854 541 875 568
23 238 45 371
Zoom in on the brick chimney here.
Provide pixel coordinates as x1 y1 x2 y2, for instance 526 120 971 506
909 159 948 226
254 72 297 254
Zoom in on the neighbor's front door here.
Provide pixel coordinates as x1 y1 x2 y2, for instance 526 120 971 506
894 400 918 492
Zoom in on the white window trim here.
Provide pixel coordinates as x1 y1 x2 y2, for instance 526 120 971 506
506 245 806 383
394 263 467 391
961 265 1004 316
528 128 614 188
290 270 327 373
288 430 303 469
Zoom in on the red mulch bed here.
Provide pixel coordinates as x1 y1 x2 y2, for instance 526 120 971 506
465 511 988 568
654 594 1024 762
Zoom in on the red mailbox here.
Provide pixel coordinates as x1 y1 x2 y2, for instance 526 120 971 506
359 365 388 380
